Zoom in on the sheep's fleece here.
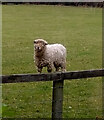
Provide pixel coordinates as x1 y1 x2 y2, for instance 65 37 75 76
34 39 66 73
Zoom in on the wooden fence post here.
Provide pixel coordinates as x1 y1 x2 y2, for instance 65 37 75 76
52 78 64 119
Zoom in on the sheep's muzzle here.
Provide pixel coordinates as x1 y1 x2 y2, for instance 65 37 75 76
35 46 41 51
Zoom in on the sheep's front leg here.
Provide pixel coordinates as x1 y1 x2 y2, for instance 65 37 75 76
47 63 53 73
37 67 43 73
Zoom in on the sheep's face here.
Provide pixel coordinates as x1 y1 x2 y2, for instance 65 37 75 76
34 39 48 52
34 42 45 52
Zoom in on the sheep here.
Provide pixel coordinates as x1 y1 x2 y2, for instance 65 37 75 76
34 39 66 73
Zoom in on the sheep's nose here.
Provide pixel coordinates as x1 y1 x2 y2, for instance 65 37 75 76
38 47 41 50
35 46 41 50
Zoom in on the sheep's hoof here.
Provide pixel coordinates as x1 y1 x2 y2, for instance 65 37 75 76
62 69 66 72
38 69 42 73
47 70 52 73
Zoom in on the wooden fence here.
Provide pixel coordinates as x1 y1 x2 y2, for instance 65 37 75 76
2 69 104 118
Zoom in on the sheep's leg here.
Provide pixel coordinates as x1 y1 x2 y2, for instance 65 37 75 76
61 63 66 72
55 67 60 72
47 63 53 73
54 62 60 72
62 68 66 72
47 67 52 73
38 67 43 73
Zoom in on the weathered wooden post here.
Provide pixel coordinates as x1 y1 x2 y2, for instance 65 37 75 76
52 74 64 119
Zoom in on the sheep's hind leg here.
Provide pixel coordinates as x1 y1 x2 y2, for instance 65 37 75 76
54 62 60 72
61 63 66 72
55 67 60 72
62 68 66 72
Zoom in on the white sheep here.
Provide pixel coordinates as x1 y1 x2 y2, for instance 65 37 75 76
34 39 66 73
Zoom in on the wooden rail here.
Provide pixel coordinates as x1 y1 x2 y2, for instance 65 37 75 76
2 69 104 83
1 69 104 119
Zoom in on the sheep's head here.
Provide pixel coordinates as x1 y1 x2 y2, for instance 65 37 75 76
34 39 48 52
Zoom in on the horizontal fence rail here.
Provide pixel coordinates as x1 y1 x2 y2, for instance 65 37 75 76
1 69 104 84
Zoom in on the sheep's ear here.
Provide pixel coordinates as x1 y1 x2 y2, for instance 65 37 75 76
34 40 37 43
44 41 48 45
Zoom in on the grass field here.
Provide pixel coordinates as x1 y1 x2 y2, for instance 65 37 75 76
2 5 102 118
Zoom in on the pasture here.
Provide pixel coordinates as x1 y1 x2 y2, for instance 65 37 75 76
2 5 102 118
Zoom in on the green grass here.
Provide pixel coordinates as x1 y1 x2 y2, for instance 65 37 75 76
2 5 102 118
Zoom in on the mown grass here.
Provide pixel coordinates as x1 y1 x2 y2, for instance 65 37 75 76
2 5 102 118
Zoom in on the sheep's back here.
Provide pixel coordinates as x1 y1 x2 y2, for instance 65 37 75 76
45 44 66 62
